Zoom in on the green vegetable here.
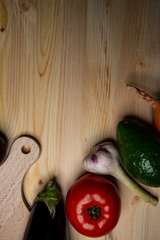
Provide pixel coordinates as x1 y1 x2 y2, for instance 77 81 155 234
117 119 160 187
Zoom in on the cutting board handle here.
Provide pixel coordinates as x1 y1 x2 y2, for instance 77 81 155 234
0 135 41 240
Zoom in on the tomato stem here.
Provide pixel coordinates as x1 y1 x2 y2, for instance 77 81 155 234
81 205 101 221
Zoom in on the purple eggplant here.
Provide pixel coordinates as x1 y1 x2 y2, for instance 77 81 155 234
0 132 8 165
23 180 66 240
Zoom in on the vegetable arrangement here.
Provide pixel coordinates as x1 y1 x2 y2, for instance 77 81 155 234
23 180 66 240
65 84 160 238
83 142 158 206
66 174 121 238
24 84 160 239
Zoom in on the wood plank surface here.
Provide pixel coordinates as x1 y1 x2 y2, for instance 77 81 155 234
0 0 160 239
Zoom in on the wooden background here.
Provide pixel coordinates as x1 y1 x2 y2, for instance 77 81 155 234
0 0 160 239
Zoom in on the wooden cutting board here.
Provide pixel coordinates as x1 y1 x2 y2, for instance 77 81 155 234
0 136 41 240
0 0 160 239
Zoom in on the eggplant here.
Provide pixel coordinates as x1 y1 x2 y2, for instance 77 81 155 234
0 132 8 165
23 180 66 240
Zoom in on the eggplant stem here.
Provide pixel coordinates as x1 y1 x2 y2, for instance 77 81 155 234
33 179 62 217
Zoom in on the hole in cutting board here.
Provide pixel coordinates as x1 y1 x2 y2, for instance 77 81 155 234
21 144 31 154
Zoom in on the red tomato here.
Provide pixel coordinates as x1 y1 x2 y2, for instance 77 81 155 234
66 174 121 238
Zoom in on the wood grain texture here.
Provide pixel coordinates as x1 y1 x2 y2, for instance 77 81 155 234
0 0 160 239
